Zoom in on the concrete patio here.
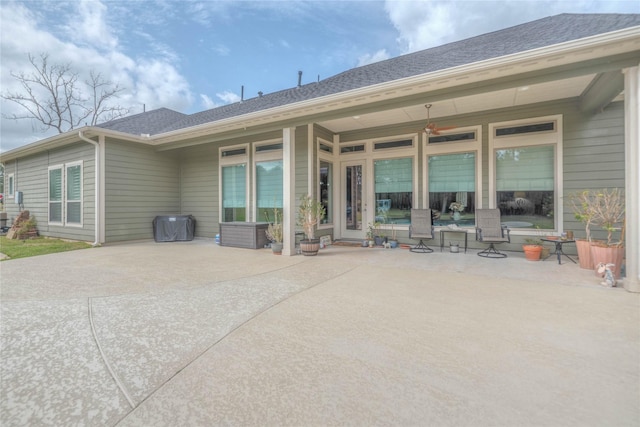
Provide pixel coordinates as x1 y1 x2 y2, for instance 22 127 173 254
1 240 638 426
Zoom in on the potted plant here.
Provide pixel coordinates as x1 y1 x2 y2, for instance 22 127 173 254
264 207 283 255
449 202 464 221
570 190 597 269
365 223 374 248
590 188 625 279
523 238 543 261
387 223 398 248
373 222 386 246
296 194 326 256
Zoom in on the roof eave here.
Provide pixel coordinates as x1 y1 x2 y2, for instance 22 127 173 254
148 25 640 146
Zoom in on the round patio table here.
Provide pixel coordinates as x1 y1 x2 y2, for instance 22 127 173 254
541 237 576 265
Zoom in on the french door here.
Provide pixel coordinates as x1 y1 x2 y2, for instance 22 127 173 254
341 160 367 239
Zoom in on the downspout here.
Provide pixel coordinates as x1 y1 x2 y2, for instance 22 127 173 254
78 131 101 247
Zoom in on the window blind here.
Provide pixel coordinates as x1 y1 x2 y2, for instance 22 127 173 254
256 160 283 207
222 164 246 208
428 153 475 192
374 158 412 193
496 146 554 191
66 164 82 224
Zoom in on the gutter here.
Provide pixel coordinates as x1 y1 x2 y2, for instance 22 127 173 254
78 131 101 247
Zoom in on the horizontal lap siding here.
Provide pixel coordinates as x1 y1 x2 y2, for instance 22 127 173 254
179 145 218 237
3 144 96 241
563 101 625 242
105 140 179 242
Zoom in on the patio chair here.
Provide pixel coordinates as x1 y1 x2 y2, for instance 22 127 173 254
409 209 434 253
475 209 510 258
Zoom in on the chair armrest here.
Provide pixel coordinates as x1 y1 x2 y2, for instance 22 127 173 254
501 225 511 242
475 227 483 241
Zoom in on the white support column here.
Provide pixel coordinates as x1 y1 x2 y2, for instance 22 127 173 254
98 134 107 244
283 127 296 256
623 65 640 292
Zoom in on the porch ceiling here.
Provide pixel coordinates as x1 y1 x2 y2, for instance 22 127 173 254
317 74 601 133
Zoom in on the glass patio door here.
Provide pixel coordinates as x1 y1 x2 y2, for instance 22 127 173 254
341 161 366 239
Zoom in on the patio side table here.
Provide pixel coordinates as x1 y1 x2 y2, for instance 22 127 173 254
440 229 468 253
541 238 576 265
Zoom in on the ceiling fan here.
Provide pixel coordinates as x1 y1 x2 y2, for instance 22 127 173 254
420 104 456 135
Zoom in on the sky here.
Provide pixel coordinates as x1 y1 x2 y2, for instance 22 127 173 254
1 0 639 153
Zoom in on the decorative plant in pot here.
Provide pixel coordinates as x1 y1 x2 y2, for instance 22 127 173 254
590 188 625 279
523 238 543 261
264 207 283 255
296 194 326 256
570 189 597 269
449 202 464 221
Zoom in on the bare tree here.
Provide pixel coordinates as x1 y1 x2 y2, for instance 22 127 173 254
1 53 129 133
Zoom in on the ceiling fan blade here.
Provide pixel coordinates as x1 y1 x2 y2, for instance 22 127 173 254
434 125 457 132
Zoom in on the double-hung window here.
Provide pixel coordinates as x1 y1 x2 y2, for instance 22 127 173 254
49 166 63 224
49 162 83 226
66 162 83 225
489 116 561 230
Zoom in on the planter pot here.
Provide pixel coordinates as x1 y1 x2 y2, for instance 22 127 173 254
362 240 369 247
591 244 624 279
453 211 461 221
575 239 595 270
523 244 542 261
300 239 320 256
270 242 283 255
388 239 398 249
374 236 386 246
450 243 459 253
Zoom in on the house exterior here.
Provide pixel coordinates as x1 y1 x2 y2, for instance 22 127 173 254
1 14 639 291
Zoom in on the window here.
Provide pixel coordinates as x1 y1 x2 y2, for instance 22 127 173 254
425 125 482 227
66 162 82 225
319 160 333 224
374 158 413 224
428 153 476 225
7 173 14 197
495 146 555 229
489 115 562 231
221 164 247 222
255 160 283 222
49 166 63 224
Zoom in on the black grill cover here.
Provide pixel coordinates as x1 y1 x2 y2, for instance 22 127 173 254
153 215 195 242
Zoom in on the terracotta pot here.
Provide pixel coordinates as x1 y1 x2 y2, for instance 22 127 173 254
591 244 624 279
575 239 594 270
523 244 542 261
300 239 320 256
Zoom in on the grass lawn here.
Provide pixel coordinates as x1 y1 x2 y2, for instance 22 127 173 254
0 236 93 260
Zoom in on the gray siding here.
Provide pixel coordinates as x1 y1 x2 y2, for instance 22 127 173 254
2 143 96 241
105 139 180 242
179 144 218 238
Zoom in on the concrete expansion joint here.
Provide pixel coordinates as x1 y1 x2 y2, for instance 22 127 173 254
112 262 360 423
88 297 135 409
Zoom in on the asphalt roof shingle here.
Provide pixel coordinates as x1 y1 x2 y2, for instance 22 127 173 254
98 14 640 137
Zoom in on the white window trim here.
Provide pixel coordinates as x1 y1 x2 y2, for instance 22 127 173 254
317 138 336 230
488 114 563 234
219 144 250 222
253 139 284 222
423 125 483 219
367 134 419 231
48 165 64 226
65 161 84 227
7 173 15 198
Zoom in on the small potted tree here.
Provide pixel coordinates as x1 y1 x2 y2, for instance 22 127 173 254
570 190 597 269
296 194 326 256
590 188 625 279
265 207 283 255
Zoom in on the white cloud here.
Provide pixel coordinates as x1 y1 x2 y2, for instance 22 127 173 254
0 1 195 152
358 49 391 66
200 94 219 110
216 91 241 104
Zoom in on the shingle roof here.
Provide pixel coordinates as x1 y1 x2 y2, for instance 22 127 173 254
98 13 640 136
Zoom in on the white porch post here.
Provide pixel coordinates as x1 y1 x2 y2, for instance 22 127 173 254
283 127 296 256
623 65 640 292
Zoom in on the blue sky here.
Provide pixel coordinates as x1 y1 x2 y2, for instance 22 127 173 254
1 0 639 152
